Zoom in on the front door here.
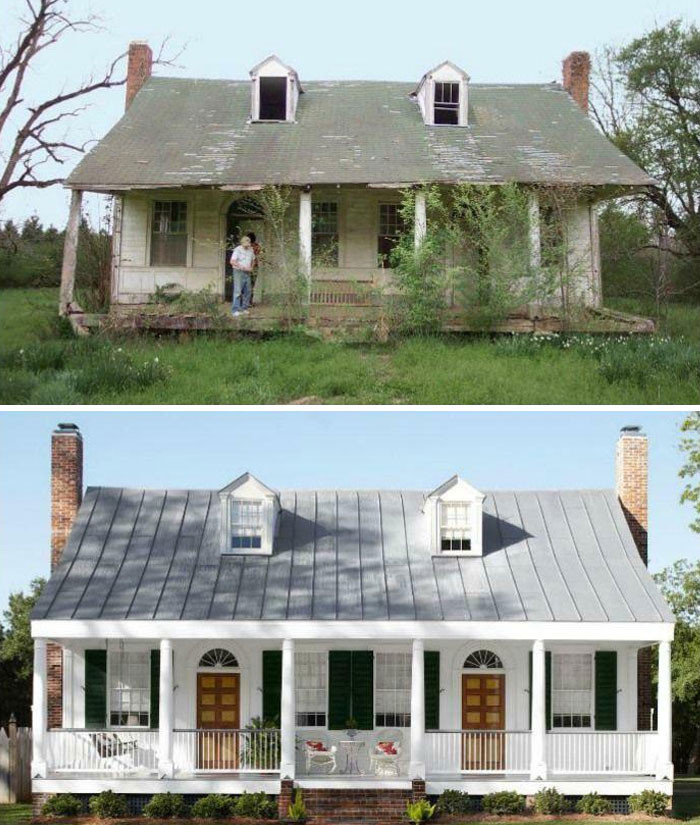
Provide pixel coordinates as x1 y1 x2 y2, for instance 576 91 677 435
461 673 505 771
196 672 240 770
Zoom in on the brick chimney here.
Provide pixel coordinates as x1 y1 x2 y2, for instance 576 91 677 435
125 40 153 109
562 51 590 114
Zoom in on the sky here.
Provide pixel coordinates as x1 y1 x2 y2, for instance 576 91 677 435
2 0 699 228
0 409 698 613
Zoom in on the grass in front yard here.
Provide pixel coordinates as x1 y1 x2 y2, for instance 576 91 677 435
1 288 700 404
0 805 32 825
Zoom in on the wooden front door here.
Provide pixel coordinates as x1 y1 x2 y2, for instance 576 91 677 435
196 673 240 770
461 673 505 771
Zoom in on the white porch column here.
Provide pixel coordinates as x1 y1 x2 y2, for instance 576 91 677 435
299 187 312 296
529 191 541 270
530 639 547 780
410 638 426 780
280 638 296 779
656 640 674 780
59 188 83 316
158 639 174 778
31 638 48 778
414 190 427 249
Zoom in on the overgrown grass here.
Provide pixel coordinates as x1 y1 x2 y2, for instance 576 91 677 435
1 288 699 404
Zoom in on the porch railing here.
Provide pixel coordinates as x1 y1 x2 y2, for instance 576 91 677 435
425 730 531 774
46 729 159 774
173 729 280 773
545 731 657 775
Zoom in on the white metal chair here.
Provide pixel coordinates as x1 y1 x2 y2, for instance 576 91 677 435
92 732 139 772
369 729 403 776
303 735 338 774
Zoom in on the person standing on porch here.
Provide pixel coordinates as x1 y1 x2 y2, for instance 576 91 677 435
248 231 262 306
230 235 255 315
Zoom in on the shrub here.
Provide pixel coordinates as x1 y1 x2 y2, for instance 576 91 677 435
41 793 82 817
435 789 471 815
481 791 525 814
142 792 188 818
287 789 307 822
234 791 277 819
628 790 670 816
534 787 570 814
406 798 436 824
88 790 128 818
577 793 613 815
190 793 235 819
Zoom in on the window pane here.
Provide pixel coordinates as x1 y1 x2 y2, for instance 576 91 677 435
109 651 150 727
552 653 592 729
295 651 327 727
375 652 411 728
151 201 188 266
312 202 339 266
434 83 460 125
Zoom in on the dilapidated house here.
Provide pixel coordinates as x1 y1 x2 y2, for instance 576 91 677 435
59 46 655 327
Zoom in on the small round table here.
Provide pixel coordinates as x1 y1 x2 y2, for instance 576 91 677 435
339 739 365 775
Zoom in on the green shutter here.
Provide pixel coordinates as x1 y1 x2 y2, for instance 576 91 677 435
351 651 374 730
150 649 160 729
262 650 282 724
328 651 352 730
424 651 440 730
528 651 552 731
84 649 107 729
595 651 617 730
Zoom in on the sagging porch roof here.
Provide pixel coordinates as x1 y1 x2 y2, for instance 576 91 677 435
32 487 673 624
65 78 655 190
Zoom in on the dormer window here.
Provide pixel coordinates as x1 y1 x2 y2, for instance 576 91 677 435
249 54 303 123
434 82 460 125
219 472 280 555
425 474 484 555
230 500 263 549
412 60 469 127
440 501 471 550
259 77 287 121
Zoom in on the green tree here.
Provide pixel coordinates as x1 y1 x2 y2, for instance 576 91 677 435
680 412 700 533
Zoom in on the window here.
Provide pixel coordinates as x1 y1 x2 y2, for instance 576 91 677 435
296 651 327 727
311 202 338 266
375 652 411 727
150 201 188 266
552 653 593 728
378 204 405 268
258 76 287 120
199 648 239 668
434 82 460 125
440 502 471 551
231 500 263 550
109 651 150 727
540 205 565 269
464 650 503 669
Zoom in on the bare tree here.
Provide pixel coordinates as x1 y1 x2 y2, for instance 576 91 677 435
0 0 176 203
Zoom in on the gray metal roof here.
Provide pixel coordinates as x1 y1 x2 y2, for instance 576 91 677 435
33 486 673 623
66 78 655 189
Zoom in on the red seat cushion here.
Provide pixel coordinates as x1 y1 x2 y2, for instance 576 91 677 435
306 740 327 751
377 741 397 755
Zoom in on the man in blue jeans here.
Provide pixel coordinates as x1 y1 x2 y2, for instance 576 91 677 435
230 235 256 315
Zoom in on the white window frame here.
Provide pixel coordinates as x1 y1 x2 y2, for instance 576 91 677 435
146 197 192 269
551 651 594 731
439 501 472 552
295 650 328 728
374 650 412 729
433 81 460 125
107 649 151 730
230 499 264 551
220 494 275 556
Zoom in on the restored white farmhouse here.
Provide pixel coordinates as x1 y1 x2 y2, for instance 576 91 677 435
58 46 655 326
31 424 674 820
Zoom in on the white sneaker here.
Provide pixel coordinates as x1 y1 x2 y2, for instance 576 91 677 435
232 310 241 317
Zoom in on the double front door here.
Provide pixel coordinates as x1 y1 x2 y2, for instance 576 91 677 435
461 673 505 771
196 673 240 770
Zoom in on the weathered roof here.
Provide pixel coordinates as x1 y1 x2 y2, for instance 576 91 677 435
66 77 655 189
33 486 673 623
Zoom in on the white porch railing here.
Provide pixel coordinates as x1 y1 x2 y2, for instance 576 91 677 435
546 732 657 775
173 729 280 773
46 729 159 774
425 731 531 774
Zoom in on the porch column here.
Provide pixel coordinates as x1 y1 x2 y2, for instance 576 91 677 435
410 639 426 780
299 187 312 297
31 638 48 778
158 639 174 778
59 189 83 316
414 190 427 249
280 638 296 779
656 640 674 780
529 191 541 270
530 639 547 780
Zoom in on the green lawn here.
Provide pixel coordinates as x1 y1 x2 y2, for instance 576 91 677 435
1 288 700 404
0 805 31 825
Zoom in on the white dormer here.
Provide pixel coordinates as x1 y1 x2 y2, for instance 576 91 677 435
219 472 280 555
411 61 470 127
249 54 303 123
425 475 485 556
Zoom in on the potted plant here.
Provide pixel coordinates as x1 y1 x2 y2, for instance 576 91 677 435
345 717 358 739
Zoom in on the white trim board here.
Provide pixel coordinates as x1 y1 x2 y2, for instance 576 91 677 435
32 619 674 643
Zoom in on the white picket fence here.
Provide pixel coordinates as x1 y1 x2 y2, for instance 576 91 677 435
0 721 31 803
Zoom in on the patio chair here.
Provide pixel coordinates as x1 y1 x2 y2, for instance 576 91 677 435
303 735 338 774
369 729 403 776
92 731 139 771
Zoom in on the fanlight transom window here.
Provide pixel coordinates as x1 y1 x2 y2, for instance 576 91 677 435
199 648 239 668
463 650 503 669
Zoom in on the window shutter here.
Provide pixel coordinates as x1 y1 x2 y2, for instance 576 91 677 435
328 651 352 730
595 651 617 730
262 650 282 724
351 651 374 731
84 649 107 729
424 651 440 730
528 651 552 731
150 649 160 730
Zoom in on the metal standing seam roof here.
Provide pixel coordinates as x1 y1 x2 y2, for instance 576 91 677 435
66 77 656 189
32 487 674 623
